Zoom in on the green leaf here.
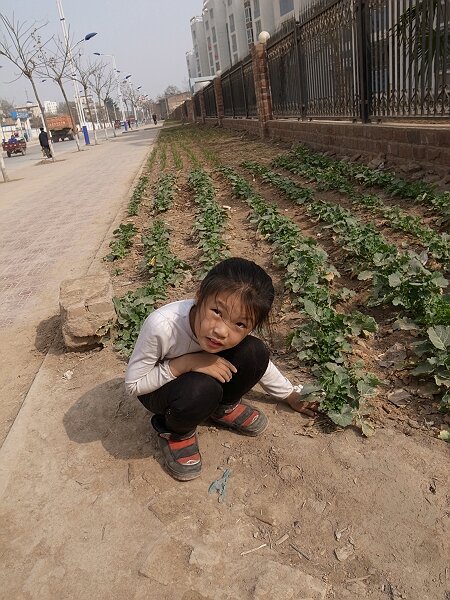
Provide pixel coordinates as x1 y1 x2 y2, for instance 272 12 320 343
327 404 355 427
393 318 420 331
388 272 402 288
427 326 450 351
358 270 373 281
303 298 319 321
437 430 450 442
412 362 435 375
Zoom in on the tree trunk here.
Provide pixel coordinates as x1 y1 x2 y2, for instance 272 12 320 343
58 79 81 151
0 152 10 182
29 76 55 160
84 85 98 145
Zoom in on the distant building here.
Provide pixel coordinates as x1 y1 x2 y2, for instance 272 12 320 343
190 15 210 77
43 100 58 114
159 92 192 119
186 0 315 82
15 103 40 118
186 50 198 80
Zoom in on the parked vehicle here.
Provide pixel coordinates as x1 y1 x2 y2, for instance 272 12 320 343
47 115 75 142
2 137 27 157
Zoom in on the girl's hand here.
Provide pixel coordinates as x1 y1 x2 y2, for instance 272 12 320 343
169 352 237 383
284 390 320 418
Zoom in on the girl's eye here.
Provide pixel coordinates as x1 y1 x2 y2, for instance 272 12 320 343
236 322 247 329
212 308 221 316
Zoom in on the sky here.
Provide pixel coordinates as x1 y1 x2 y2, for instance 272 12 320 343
0 0 202 107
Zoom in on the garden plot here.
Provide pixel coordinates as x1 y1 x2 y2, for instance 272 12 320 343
99 124 449 600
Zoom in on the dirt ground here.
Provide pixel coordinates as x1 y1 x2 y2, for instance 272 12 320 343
1 124 449 600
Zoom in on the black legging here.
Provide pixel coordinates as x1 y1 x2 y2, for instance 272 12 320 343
138 335 269 435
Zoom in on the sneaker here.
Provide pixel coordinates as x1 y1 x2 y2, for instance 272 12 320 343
211 402 268 436
151 415 202 481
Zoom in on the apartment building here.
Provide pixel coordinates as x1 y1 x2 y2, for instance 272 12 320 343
186 50 198 80
202 0 231 74
224 0 247 65
43 100 58 114
190 15 210 77
187 0 315 81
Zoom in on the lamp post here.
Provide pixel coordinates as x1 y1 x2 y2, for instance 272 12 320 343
125 75 138 125
55 0 97 144
93 52 127 131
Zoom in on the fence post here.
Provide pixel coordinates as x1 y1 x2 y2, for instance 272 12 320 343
186 99 195 123
214 75 224 125
251 42 273 138
199 89 207 124
356 0 370 122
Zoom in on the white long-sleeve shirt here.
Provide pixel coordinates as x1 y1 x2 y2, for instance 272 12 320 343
125 299 297 399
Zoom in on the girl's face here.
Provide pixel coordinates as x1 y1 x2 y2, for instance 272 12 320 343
190 291 253 353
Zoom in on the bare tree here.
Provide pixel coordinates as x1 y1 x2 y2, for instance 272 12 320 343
34 33 82 151
89 60 112 140
99 71 119 137
72 58 99 144
0 13 55 160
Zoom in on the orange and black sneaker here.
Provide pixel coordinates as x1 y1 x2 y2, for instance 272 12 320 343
151 415 202 481
211 401 268 436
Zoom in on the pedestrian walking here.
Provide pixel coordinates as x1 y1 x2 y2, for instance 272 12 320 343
38 127 52 158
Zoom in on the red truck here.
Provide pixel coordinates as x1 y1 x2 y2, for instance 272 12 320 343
46 115 75 142
2 137 27 157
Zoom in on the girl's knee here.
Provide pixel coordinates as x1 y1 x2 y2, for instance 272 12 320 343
172 372 223 414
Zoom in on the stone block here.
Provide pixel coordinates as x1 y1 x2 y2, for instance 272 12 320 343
59 272 116 350
253 561 327 600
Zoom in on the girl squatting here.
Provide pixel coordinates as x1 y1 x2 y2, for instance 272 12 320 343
125 257 317 481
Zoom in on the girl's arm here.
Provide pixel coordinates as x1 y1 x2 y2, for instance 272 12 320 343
125 314 176 396
259 361 319 417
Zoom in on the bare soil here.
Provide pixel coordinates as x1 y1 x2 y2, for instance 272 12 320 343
93 125 449 599
3 125 447 600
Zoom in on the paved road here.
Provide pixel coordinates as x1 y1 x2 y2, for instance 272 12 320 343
1 128 121 177
0 125 159 444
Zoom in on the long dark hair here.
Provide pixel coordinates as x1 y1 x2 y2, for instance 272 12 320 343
196 257 275 331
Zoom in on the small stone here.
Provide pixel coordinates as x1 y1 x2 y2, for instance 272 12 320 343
63 370 74 380
407 419 420 429
387 388 412 407
334 544 355 562
189 544 220 567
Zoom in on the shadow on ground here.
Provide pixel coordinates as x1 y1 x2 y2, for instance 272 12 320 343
63 377 159 460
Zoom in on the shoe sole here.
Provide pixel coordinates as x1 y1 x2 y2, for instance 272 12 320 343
211 412 269 437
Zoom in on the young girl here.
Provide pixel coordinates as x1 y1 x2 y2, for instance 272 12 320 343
125 257 317 481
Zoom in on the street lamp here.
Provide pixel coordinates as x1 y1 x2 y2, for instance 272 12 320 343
124 75 138 125
93 52 127 131
55 0 97 145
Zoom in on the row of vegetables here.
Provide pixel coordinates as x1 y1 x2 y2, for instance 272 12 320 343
104 126 449 435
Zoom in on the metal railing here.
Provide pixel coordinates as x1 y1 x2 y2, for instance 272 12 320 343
266 0 449 120
203 82 217 117
368 0 450 118
221 58 257 117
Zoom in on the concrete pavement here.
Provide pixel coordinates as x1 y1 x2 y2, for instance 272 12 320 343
0 126 158 444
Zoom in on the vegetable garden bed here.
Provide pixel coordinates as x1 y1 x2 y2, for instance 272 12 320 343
106 124 450 441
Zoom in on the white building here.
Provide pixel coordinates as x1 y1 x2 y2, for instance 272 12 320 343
202 0 231 74
190 15 210 77
187 0 316 82
186 50 198 80
224 0 248 65
43 100 58 114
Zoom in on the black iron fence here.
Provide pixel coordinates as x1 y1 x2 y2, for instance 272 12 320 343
203 82 217 117
221 58 257 118
189 0 449 121
267 0 449 120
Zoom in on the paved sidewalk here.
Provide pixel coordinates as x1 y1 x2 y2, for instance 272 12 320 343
0 127 158 444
